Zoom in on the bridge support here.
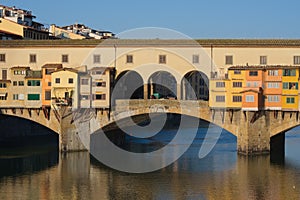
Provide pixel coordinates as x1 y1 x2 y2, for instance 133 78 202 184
59 107 89 152
237 111 270 155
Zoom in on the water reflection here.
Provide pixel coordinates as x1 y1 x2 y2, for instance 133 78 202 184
0 128 300 199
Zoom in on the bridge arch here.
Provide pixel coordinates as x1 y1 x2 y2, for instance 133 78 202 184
181 70 209 100
113 70 144 99
148 71 177 99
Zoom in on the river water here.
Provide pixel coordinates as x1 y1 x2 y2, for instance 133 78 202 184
1 124 300 200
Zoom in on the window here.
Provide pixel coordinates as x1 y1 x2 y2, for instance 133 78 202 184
126 55 133 63
14 70 25 75
283 69 296 76
294 56 300 65
2 69 7 80
27 80 40 86
81 95 90 100
18 81 24 86
267 82 280 88
68 78 73 84
287 97 295 104
253 82 258 87
29 54 36 63
159 55 167 64
233 96 242 102
225 55 233 65
81 79 89 85
216 95 225 102
94 81 106 87
94 94 106 100
192 54 199 64
268 95 280 102
216 82 225 88
246 82 251 87
62 54 69 63
249 71 258 76
233 82 242 87
55 78 60 84
0 54 5 62
0 83 6 88
246 95 254 102
48 82 51 86
45 91 51 100
283 82 298 89
28 94 40 101
93 54 101 64
13 81 17 86
13 94 18 100
260 56 267 65
234 70 241 75
268 70 278 76
19 94 24 100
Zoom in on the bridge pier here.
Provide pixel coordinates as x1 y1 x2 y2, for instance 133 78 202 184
59 107 89 152
237 111 270 155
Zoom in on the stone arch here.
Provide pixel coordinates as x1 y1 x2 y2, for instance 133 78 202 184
181 70 209 100
147 71 177 99
113 70 144 100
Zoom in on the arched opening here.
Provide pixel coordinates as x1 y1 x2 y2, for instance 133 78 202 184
181 70 209 100
148 71 177 99
0 115 58 148
113 70 144 99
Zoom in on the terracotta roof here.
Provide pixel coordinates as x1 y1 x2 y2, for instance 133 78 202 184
0 80 11 83
25 70 42 79
10 66 30 69
3 39 300 47
240 89 262 94
228 65 300 70
89 66 114 71
41 63 63 69
53 67 78 73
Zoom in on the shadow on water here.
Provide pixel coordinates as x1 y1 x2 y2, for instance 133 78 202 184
0 115 59 178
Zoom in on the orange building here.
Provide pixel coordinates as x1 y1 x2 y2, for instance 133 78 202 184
41 64 62 107
263 67 282 110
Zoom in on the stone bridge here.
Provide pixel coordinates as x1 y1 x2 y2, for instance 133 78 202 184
1 100 300 155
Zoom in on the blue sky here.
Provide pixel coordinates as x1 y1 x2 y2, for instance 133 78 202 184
2 0 300 39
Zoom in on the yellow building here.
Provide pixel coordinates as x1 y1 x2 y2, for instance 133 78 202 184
281 67 299 111
209 79 230 108
227 68 246 108
51 68 79 109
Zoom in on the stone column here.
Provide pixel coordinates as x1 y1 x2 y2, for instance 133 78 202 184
176 84 181 100
144 84 148 100
237 111 270 155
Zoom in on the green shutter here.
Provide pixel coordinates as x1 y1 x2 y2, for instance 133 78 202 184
28 94 40 100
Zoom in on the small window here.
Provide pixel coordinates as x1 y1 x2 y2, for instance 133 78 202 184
81 95 90 100
233 82 242 87
0 54 5 62
28 94 40 101
94 94 106 100
126 55 133 63
29 54 37 63
192 54 199 64
93 54 101 64
232 96 242 102
13 94 18 100
0 83 6 88
283 69 296 76
81 79 89 85
246 95 254 102
225 55 233 65
13 81 17 86
287 97 295 104
18 81 24 86
260 56 267 65
268 95 280 102
68 78 74 84
234 70 241 75
267 82 280 88
249 71 258 76
216 95 225 102
159 55 166 64
62 54 69 63
45 91 51 100
268 70 278 76
48 82 51 86
294 56 300 65
55 78 60 84
216 82 225 88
